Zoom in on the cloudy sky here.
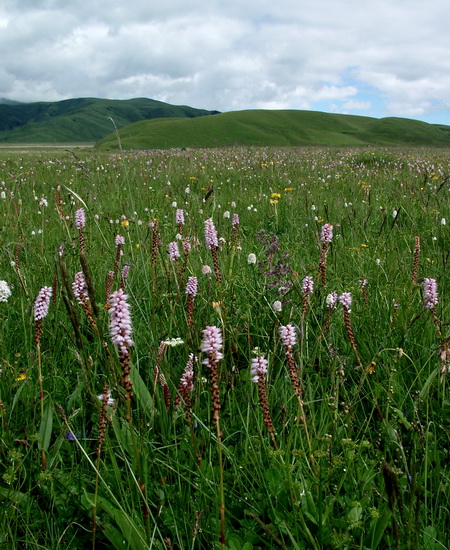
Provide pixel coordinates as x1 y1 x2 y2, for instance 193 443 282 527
1 0 450 124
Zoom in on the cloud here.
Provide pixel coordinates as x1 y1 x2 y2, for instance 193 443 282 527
1 0 450 123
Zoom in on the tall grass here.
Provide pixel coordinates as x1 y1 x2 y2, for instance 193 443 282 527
0 146 449 549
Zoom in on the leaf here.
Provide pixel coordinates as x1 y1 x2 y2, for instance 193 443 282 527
419 367 440 401
38 401 53 452
364 508 391 549
130 367 154 417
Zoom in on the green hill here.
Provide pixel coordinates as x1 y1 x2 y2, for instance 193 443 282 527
0 97 219 143
95 109 450 150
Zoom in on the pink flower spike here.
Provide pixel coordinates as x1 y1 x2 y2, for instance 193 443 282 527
250 356 269 382
75 208 86 230
115 235 125 247
320 223 333 243
176 209 185 225
279 325 297 349
302 276 314 296
34 286 53 321
185 276 198 296
108 288 133 354
201 325 224 365
423 278 438 309
204 218 219 250
72 271 88 304
168 241 180 262
339 292 352 310
232 213 240 227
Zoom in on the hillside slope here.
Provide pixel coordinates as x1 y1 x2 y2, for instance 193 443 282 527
0 97 219 142
95 109 450 150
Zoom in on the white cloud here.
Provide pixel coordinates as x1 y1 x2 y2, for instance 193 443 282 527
1 0 450 123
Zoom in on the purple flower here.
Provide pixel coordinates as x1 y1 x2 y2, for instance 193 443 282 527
320 223 333 243
75 208 86 230
279 325 297 349
232 213 240 227
72 272 88 304
185 276 198 296
121 263 130 281
250 356 269 383
180 353 195 392
339 292 352 310
115 235 125 247
302 275 314 295
326 291 338 308
168 241 180 262
34 286 53 321
183 237 191 254
176 209 185 225
423 278 438 309
108 288 133 354
204 218 219 250
201 325 223 365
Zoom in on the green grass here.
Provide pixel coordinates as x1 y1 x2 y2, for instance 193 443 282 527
0 145 449 549
96 109 450 150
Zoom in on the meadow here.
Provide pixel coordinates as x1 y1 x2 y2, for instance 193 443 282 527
0 145 449 549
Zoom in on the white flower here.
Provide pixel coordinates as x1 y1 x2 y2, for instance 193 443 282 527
0 281 12 302
97 390 115 406
202 265 212 275
171 201 177 208
163 337 184 347
311 204 316 211
247 253 257 265
376 258 381 265
0 191 6 199
223 211 230 219
441 218 446 226
272 300 282 312
392 209 398 218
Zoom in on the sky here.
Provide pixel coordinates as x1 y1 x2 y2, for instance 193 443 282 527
1 0 450 125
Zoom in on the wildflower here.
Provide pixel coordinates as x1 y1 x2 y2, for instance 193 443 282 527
250 356 269 383
232 213 239 227
279 324 297 349
163 337 184 347
34 286 53 321
168 241 180 262
271 193 281 199
423 278 438 309
272 300 282 312
326 292 338 308
223 210 230 219
75 208 86 230
108 288 133 354
302 276 314 295
72 272 88 305
339 292 352 311
39 197 48 208
115 235 125 246
320 223 333 243
441 218 446 226
0 280 12 302
247 253 257 265
121 219 129 228
97 390 115 406
201 326 224 365
185 276 198 297
202 265 212 275
204 218 218 250
176 208 185 225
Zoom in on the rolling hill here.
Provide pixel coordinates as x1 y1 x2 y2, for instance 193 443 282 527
95 109 450 150
0 97 219 143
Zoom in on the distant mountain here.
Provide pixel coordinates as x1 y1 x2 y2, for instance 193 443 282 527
0 97 219 143
0 98 23 105
95 109 450 150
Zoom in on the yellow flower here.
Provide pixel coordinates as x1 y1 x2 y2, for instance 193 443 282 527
284 187 294 192
121 219 129 228
271 192 281 199
16 373 27 381
361 243 368 248
189 176 197 180
135 243 140 250
212 301 221 309
269 199 279 205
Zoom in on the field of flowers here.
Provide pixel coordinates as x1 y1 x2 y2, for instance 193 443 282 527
0 146 449 549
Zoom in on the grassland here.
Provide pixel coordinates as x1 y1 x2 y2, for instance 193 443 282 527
96 109 450 150
0 145 449 549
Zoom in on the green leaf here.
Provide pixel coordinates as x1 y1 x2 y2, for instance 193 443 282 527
38 401 53 452
130 367 154 417
364 508 391 549
419 367 440 401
